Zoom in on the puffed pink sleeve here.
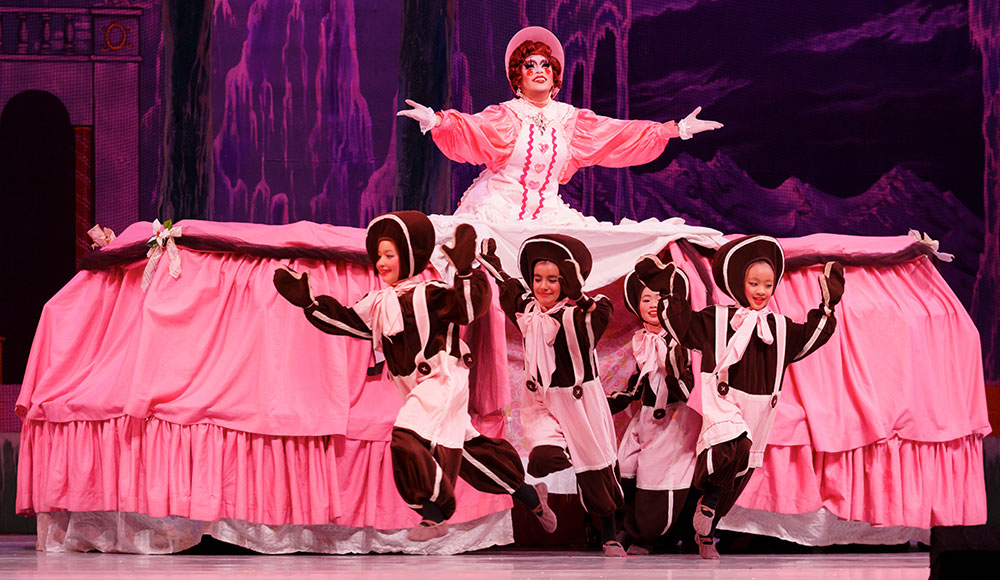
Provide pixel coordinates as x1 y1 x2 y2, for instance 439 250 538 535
430 104 520 173
562 108 680 183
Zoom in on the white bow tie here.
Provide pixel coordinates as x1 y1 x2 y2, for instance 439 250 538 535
352 277 422 352
713 307 773 375
516 299 567 388
632 329 668 385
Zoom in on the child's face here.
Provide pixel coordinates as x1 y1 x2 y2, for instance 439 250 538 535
639 286 661 327
532 260 561 311
743 261 775 310
376 239 401 285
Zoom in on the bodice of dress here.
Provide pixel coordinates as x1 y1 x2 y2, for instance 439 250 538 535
495 99 573 220
453 99 585 224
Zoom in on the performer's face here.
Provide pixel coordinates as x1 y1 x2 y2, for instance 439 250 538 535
376 239 401 285
520 54 554 97
532 260 561 311
744 261 775 310
639 286 662 327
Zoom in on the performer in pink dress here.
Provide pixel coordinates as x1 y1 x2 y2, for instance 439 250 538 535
397 26 722 225
607 266 701 555
636 236 845 559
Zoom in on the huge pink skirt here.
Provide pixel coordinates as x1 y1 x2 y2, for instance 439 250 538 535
16 221 989 551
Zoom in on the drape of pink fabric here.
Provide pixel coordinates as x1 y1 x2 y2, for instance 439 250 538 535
737 435 986 528
17 415 510 528
16 220 511 530
15 221 987 532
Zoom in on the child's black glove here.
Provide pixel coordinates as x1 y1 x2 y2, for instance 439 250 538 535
819 261 845 312
635 255 673 294
477 237 509 282
274 266 315 308
442 223 478 277
636 255 689 298
559 258 586 301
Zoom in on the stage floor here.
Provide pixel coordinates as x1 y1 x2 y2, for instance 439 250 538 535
0 535 929 579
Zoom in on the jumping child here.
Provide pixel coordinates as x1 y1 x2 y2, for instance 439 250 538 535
274 212 556 542
478 233 626 557
635 235 844 559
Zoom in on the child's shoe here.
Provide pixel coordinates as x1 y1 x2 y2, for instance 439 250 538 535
626 543 650 555
692 498 716 537
696 533 720 560
602 540 627 557
406 520 449 542
532 483 558 533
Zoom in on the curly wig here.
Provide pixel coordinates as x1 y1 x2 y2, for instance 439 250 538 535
507 40 563 93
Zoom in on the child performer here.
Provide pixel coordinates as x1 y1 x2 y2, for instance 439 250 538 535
606 266 701 555
273 211 556 542
635 235 844 559
478 234 627 557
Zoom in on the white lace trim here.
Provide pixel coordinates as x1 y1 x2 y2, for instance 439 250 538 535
503 98 574 129
719 506 930 546
34 510 514 555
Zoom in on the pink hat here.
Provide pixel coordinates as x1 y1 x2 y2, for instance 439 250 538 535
505 26 565 84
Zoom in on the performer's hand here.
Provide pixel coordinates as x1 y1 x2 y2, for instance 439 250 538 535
818 261 845 311
559 258 586 301
668 264 690 301
634 255 674 293
274 266 316 308
677 106 723 140
396 99 441 134
607 392 634 415
442 223 478 277
477 237 509 282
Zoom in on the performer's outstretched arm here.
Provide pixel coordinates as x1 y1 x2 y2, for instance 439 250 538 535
559 255 613 342
273 267 373 340
478 237 531 323
634 255 710 351
431 224 494 325
397 99 518 169
567 107 722 170
788 262 844 362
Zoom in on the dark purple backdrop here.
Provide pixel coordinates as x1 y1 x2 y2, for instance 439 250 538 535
0 0 995 383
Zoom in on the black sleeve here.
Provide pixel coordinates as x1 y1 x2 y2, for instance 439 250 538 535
607 367 642 414
498 277 532 325
303 295 373 340
427 270 493 325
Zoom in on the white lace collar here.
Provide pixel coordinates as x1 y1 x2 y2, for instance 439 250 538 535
504 98 573 132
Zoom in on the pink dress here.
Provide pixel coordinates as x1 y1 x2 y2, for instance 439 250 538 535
432 98 680 225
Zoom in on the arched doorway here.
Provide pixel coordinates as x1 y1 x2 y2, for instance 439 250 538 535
0 91 76 384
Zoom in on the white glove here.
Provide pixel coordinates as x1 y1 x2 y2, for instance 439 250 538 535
677 106 723 140
396 99 441 134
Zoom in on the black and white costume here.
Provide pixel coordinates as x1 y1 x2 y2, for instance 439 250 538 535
274 212 538 537
636 235 844 558
607 267 700 550
479 234 624 525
